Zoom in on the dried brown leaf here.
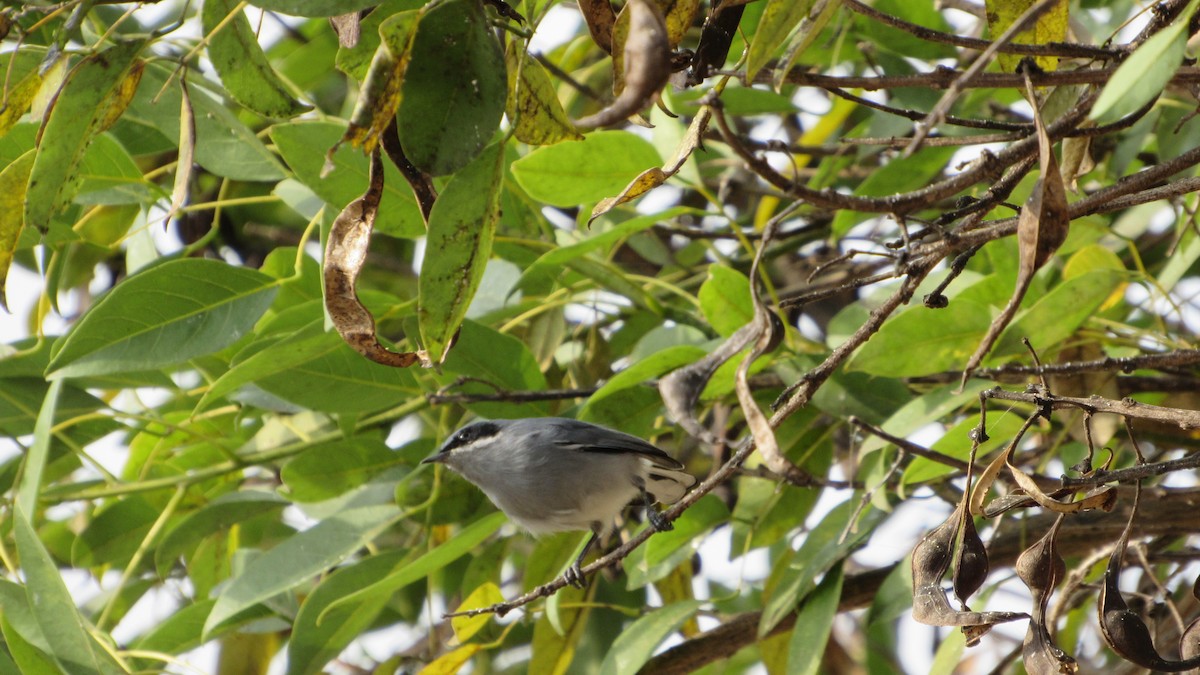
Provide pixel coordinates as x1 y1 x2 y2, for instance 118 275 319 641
324 151 431 368
165 75 195 230
959 79 1069 391
329 13 361 48
588 106 711 223
578 0 617 54
575 0 671 130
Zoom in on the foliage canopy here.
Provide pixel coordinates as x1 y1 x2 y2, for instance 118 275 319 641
3 0 1200 673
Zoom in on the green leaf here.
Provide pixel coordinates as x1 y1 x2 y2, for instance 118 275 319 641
517 206 703 292
438 319 550 419
249 0 381 17
1 612 57 675
282 438 401 502
1090 0 1200 124
285 550 406 675
130 63 285 181
155 491 289 576
626 495 729 588
72 497 160 568
203 0 311 119
335 0 428 80
0 578 51 656
746 0 816 81
26 39 145 243
698 265 753 337
994 268 1124 356
46 258 278 379
317 511 506 622
580 345 707 422
858 382 987 456
787 562 843 675
760 499 885 635
397 0 507 175
510 130 662 207
204 497 402 636
129 599 216 657
14 380 62 518
13 506 127 675
902 413 1026 485
846 300 993 377
270 120 424 237
253 339 421 414
419 142 504 362
598 600 703 675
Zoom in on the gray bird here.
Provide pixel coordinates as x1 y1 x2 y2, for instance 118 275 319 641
422 417 697 586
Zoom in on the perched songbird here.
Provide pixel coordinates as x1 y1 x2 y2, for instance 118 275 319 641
422 417 697 586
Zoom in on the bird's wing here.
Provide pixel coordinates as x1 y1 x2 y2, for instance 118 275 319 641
549 419 681 466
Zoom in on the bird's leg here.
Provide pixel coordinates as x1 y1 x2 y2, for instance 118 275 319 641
564 528 600 588
642 488 674 532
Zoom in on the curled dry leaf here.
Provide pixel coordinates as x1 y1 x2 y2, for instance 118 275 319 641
574 0 671 131
959 77 1069 391
1006 451 1117 514
324 151 431 368
687 3 743 85
659 302 782 444
1097 483 1200 671
981 485 1114 518
589 106 711 223
164 74 195 230
1016 515 1078 674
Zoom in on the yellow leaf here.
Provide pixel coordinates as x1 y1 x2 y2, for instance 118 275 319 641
985 0 1068 72
505 43 582 146
450 582 504 644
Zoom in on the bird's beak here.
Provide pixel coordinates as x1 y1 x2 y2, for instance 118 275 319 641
421 451 445 465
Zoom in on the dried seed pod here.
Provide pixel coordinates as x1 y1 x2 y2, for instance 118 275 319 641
1017 516 1077 674
911 503 1025 630
953 513 990 606
1097 483 1200 671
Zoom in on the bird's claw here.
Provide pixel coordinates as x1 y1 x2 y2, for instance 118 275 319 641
647 507 673 532
563 563 586 588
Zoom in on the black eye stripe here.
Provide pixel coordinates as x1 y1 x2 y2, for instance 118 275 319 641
444 421 501 451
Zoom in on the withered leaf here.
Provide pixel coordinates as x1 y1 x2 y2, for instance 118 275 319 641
324 151 431 368
687 3 743 85
340 10 421 155
1006 451 1117 514
164 74 195 231
589 105 711 223
578 0 617 54
575 0 671 131
329 13 361 48
959 77 1069 391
